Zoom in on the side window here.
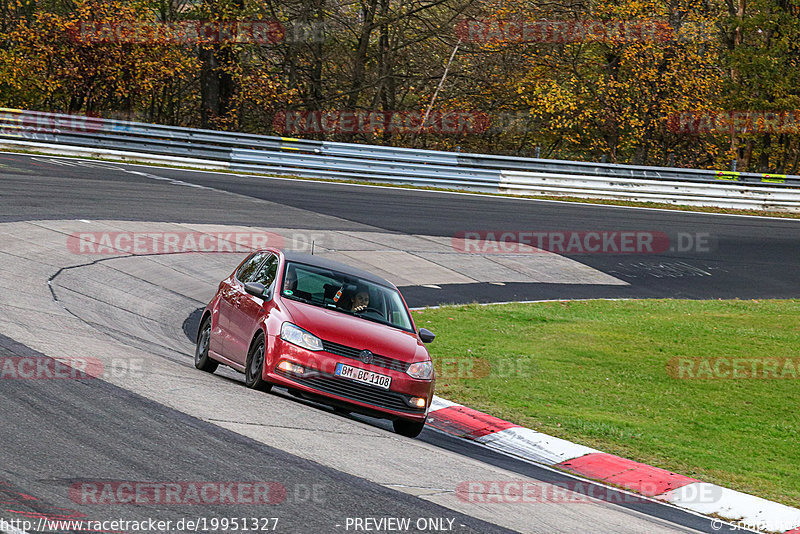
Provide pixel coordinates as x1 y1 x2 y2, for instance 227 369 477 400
236 252 267 282
251 254 278 287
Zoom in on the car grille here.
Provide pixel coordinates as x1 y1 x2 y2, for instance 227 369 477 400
321 340 410 372
276 369 424 413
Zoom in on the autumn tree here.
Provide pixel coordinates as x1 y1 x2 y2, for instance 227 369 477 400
0 0 798 172
0 0 198 120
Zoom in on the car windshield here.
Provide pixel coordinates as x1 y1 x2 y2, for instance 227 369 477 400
280 261 414 332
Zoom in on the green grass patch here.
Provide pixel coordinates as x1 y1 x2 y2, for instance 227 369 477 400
413 299 800 507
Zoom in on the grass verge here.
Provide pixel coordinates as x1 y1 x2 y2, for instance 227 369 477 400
412 299 800 508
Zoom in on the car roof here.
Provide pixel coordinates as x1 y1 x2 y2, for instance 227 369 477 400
280 249 395 288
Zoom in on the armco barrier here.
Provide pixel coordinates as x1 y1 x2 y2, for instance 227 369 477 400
230 148 502 191
1 108 800 211
499 171 800 211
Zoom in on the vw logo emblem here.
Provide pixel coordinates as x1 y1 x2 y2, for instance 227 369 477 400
359 350 373 364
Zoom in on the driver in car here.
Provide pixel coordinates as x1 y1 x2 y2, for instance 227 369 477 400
341 286 370 312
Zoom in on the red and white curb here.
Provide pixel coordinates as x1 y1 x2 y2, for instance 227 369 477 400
427 397 800 533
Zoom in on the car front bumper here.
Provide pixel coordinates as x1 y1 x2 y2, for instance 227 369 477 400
265 337 434 422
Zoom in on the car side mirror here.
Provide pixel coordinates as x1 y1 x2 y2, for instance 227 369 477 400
418 328 435 344
244 282 270 300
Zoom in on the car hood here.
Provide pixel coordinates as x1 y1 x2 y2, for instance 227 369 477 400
281 298 424 362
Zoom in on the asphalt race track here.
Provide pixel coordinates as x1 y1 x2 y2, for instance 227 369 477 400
2 153 799 305
2 151 796 534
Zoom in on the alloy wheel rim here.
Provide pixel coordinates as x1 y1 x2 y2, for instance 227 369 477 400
250 343 264 378
196 325 209 363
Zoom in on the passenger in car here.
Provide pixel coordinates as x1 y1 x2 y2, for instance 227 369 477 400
283 267 298 292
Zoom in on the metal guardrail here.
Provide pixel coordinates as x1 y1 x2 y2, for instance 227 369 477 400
1 108 799 211
499 170 800 211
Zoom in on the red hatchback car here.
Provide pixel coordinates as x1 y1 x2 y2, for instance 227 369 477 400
195 248 436 437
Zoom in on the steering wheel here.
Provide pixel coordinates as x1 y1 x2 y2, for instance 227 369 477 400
359 307 384 319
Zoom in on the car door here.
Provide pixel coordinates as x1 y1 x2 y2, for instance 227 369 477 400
217 251 269 359
227 253 279 365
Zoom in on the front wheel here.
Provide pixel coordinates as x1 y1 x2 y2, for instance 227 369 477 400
195 317 218 373
245 333 272 392
393 418 426 438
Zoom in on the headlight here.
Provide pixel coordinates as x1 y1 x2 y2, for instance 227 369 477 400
280 323 323 351
406 360 434 380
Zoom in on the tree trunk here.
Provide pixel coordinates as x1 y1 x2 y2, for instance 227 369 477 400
199 0 243 128
346 0 379 109
758 133 770 173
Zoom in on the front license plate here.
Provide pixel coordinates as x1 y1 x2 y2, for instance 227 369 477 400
335 363 392 390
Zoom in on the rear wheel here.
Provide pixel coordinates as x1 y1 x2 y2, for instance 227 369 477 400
245 333 272 392
194 317 218 373
393 418 426 438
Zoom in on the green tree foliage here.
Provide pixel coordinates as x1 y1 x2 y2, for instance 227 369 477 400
720 0 800 172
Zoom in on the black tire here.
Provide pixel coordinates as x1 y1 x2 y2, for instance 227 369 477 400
393 418 426 438
194 317 218 373
245 333 272 392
